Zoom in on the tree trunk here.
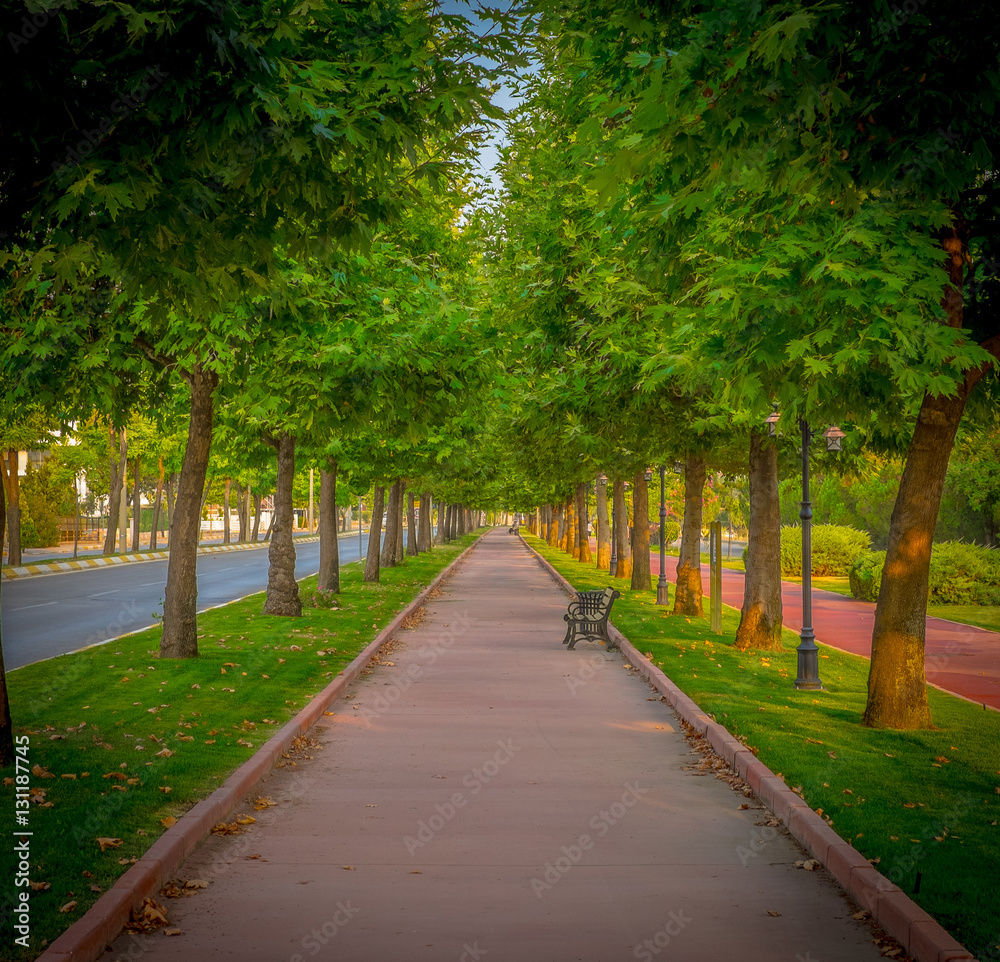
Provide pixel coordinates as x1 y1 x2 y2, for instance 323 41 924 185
576 482 592 563
251 490 262 541
418 492 432 551
103 426 126 556
673 454 706 616
165 473 175 542
434 500 446 544
566 496 577 556
406 491 418 556
735 430 783 651
0 450 22 567
458 503 467 537
394 492 405 563
130 457 141 552
364 485 386 582
149 458 164 551
318 461 340 592
631 471 651 590
223 478 231 544
381 481 401 566
0 464 6 564
443 503 452 541
595 479 611 570
199 478 214 534
613 480 632 580
863 388 969 727
262 432 301 617
117 429 129 552
160 364 218 658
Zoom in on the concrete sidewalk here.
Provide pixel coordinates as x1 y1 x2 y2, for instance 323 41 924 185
102 531 892 962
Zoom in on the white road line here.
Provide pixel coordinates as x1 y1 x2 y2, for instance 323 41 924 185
140 581 163 587
10 601 59 612
89 589 121 597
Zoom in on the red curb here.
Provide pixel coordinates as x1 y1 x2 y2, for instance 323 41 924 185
36 535 483 962
519 537 977 962
847 863 901 914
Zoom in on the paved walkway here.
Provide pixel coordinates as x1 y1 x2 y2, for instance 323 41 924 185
104 531 886 962
653 556 1000 711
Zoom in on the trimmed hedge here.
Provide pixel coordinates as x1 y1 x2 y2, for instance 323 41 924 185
849 542 1000 606
778 524 871 577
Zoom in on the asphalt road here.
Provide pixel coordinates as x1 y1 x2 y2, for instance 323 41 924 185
1 534 372 671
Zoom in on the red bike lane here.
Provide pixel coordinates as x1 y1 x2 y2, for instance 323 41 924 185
645 553 1000 712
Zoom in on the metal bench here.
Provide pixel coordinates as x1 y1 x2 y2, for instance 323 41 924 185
562 586 621 650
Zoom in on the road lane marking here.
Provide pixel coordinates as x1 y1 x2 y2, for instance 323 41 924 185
89 589 121 597
10 601 59 612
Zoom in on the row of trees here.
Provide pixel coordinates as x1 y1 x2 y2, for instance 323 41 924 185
2 0 998 760
479 0 999 731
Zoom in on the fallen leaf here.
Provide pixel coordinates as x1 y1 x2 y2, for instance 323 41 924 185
161 816 178 828
342 865 355 871
766 910 781 917
164 928 182 936
32 764 55 778
62 773 77 780
30 881 51 891
59 901 78 913
236 815 256 825
97 837 123 851
184 879 210 889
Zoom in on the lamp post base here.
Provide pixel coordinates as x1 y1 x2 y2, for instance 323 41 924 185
794 637 824 691
656 581 668 605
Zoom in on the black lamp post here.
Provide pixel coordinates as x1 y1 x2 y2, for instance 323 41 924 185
608 477 617 577
767 411 845 690
656 465 668 605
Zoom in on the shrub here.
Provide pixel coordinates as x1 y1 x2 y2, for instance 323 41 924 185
849 550 885 602
779 524 871 577
650 520 680 549
849 542 1000 606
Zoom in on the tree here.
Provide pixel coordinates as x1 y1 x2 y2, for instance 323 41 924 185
3 0 508 657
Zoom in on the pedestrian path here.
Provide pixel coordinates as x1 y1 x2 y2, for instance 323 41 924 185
101 531 889 962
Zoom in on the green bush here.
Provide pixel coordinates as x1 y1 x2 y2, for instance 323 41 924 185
849 542 1000 606
849 549 885 602
779 524 871 577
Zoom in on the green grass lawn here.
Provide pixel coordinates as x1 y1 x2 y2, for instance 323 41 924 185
529 535 1000 961
3 533 481 959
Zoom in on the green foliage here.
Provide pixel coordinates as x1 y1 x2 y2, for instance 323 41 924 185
20 461 73 547
650 519 680 548
778 524 870 577
848 550 885 603
851 543 1000 606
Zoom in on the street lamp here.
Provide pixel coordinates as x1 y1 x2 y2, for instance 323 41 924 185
767 410 845 690
656 465 668 605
